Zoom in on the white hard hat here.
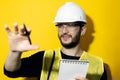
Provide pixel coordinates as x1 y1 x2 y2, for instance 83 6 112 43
54 2 86 23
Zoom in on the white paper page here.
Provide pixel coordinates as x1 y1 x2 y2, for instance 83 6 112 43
58 59 89 80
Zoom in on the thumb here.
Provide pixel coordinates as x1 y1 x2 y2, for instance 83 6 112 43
74 76 87 80
28 45 39 50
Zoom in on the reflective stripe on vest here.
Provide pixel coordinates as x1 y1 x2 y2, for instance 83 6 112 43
40 48 104 80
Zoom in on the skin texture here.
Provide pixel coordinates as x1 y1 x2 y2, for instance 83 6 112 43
58 23 81 48
75 76 88 80
4 23 39 71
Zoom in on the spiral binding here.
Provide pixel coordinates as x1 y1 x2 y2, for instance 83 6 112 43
61 59 89 64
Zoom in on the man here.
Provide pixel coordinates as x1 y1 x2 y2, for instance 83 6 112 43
4 2 107 80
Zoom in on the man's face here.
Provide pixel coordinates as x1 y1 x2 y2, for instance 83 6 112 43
56 22 81 48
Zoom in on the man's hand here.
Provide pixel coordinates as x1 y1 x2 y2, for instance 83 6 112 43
74 76 88 80
4 23 39 52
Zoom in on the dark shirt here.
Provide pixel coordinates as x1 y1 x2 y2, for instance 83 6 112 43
4 51 107 80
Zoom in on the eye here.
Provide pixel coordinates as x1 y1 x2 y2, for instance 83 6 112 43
67 23 75 26
66 23 79 27
55 23 64 28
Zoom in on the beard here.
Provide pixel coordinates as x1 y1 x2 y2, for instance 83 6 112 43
58 30 81 49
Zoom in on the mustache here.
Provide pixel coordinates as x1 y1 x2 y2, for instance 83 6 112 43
60 33 72 38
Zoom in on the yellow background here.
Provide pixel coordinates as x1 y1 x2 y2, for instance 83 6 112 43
0 0 120 80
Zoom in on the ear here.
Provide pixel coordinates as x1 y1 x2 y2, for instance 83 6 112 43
81 25 87 36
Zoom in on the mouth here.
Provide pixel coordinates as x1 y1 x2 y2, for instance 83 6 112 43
60 34 72 42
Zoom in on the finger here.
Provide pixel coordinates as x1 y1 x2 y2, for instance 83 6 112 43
23 24 32 44
4 24 11 35
20 24 31 35
26 28 32 44
74 76 84 80
22 24 32 35
13 22 19 34
20 25 25 35
20 24 32 44
26 28 31 35
23 24 30 35
28 45 39 50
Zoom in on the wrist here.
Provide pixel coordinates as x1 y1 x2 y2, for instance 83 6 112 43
9 50 22 55
10 50 22 53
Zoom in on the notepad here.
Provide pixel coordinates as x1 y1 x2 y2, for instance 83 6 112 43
58 59 89 80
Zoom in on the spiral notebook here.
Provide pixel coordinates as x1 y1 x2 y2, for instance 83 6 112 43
58 59 89 80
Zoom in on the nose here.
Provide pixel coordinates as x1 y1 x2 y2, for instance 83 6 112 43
62 25 69 33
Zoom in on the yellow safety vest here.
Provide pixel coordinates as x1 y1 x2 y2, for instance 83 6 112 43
40 48 104 80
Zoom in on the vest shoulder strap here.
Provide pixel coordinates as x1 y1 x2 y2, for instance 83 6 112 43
40 50 54 80
40 48 61 80
81 51 104 80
